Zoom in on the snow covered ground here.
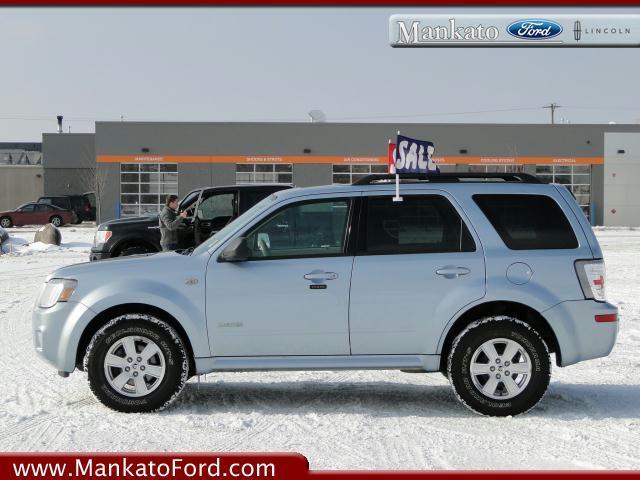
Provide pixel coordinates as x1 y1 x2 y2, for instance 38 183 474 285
1 225 639 470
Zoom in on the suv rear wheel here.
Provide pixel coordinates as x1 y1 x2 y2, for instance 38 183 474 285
447 316 550 416
84 314 189 413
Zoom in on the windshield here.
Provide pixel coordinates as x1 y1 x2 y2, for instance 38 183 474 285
191 193 278 256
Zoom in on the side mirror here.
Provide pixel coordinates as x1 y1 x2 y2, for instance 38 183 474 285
218 237 250 263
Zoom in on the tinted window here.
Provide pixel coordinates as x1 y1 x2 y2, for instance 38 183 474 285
363 195 475 255
240 189 274 212
20 204 36 212
197 193 235 221
473 194 578 250
69 196 84 209
246 200 350 259
36 204 50 212
49 198 69 209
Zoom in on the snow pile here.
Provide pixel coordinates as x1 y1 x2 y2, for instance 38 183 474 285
0 225 93 256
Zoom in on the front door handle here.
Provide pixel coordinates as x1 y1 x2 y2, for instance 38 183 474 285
435 266 471 279
304 270 338 283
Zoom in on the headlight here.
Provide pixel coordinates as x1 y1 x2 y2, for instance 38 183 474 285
38 279 78 308
94 229 112 247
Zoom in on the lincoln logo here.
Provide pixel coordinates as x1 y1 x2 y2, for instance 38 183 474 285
574 20 582 41
507 19 563 40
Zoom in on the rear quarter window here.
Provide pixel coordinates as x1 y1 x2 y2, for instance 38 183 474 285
473 194 578 250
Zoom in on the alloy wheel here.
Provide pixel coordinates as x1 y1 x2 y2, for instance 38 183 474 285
103 335 166 398
469 337 532 400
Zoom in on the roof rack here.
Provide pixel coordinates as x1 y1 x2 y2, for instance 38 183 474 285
352 172 542 185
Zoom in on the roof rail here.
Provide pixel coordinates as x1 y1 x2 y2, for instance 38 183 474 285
352 172 542 185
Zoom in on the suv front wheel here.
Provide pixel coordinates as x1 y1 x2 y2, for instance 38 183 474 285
84 314 189 413
447 317 551 416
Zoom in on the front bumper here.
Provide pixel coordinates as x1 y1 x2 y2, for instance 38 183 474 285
89 249 111 261
543 299 619 367
33 300 96 374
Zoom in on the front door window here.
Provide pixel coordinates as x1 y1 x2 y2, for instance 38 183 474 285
245 200 350 259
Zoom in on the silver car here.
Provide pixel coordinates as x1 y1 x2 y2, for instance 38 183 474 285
33 173 618 416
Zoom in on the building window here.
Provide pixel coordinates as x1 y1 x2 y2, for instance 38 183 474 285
236 164 293 184
468 164 525 173
535 165 591 218
120 163 178 217
332 164 388 184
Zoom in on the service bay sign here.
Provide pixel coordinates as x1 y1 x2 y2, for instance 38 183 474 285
394 135 439 174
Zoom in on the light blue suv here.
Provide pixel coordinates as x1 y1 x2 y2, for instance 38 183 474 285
32 173 618 416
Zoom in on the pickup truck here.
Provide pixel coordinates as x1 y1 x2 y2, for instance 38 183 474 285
90 184 291 261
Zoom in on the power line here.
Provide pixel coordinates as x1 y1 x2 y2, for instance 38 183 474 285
330 106 543 121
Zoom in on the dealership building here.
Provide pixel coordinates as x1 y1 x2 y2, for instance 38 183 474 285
38 121 640 226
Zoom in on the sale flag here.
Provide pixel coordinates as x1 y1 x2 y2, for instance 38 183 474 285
394 134 439 174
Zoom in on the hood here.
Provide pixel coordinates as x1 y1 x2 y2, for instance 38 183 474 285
47 250 189 282
98 215 159 229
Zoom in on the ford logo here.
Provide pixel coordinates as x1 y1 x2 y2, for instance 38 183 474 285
507 19 563 40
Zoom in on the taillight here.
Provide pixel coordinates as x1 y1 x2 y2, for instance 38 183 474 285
575 259 606 302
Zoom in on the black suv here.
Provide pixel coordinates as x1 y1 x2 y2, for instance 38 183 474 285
37 195 93 223
90 184 292 261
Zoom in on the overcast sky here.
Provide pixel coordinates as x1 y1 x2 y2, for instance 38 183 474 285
1 7 639 141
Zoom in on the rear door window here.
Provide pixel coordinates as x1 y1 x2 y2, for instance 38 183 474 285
473 194 578 250
20 204 36 212
240 189 273 213
361 195 476 255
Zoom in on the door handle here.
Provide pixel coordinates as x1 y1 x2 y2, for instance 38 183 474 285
304 271 338 282
435 266 471 279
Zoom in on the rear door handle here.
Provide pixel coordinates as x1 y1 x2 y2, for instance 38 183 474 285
435 266 471 279
304 271 338 282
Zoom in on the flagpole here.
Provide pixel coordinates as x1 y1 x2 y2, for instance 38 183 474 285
393 131 403 202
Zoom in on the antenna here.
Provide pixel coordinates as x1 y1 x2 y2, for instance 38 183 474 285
308 110 326 123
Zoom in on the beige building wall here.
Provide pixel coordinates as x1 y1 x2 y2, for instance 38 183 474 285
0 165 44 212
604 132 640 227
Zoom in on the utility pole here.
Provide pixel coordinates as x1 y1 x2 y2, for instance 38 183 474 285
544 103 561 124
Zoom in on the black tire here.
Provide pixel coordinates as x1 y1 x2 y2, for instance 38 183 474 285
84 314 189 413
49 215 63 227
447 316 550 417
119 244 154 257
0 216 12 228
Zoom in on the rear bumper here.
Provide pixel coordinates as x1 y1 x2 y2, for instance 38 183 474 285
543 300 618 367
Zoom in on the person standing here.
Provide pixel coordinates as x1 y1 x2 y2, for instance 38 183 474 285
159 195 188 251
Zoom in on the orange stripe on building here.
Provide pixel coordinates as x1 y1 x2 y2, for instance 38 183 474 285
97 155 604 165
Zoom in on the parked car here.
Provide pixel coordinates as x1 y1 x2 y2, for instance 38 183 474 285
33 173 618 416
0 202 76 228
90 184 292 261
37 195 92 224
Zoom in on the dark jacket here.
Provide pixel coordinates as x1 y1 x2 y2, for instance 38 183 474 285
159 206 183 246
